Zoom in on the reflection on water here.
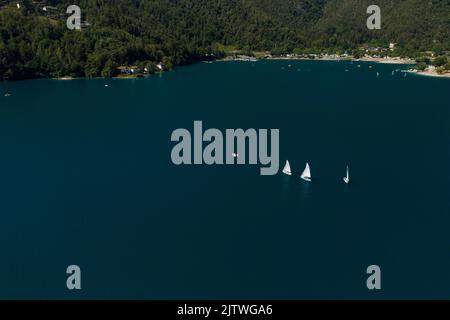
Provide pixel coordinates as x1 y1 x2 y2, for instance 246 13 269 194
298 179 312 200
281 174 291 198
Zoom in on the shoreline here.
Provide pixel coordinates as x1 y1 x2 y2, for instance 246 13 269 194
220 54 449 78
408 70 450 78
28 57 450 82
258 55 414 65
354 56 414 64
54 74 156 81
57 76 76 80
222 54 415 65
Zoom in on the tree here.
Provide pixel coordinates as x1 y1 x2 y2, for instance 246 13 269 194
444 62 450 72
436 66 447 75
1 0 449 81
101 59 117 78
161 56 173 70
416 56 431 65
416 62 427 71
433 56 448 67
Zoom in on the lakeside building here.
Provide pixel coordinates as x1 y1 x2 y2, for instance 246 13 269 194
117 66 139 75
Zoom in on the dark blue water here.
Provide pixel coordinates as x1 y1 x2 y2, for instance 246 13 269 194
0 60 449 299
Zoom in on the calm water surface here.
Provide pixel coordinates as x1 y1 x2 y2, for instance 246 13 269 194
0 60 449 299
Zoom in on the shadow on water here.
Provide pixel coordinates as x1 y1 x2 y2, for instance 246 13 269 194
280 174 292 198
298 179 312 200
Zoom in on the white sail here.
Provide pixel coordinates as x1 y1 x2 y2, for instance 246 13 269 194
343 166 350 184
300 162 311 181
282 161 292 176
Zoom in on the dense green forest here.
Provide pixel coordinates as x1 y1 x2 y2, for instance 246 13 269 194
0 0 449 80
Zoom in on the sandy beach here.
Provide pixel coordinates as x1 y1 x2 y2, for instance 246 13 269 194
354 57 414 64
412 70 450 78
228 54 416 65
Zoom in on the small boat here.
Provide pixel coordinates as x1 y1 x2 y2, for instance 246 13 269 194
300 162 311 182
392 70 395 76
404 73 407 78
4 93 11 97
343 166 350 184
376 72 380 77
282 160 292 176
104 84 109 87
232 153 239 158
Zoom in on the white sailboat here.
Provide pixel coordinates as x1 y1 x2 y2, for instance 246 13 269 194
343 166 350 184
300 163 311 182
282 161 292 176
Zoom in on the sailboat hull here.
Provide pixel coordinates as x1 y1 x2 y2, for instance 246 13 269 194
300 162 311 182
282 161 292 176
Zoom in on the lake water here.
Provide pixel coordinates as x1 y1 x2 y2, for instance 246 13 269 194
0 60 449 299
